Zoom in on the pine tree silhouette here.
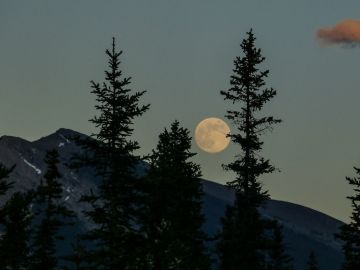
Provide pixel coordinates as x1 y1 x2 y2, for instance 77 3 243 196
0 160 29 270
140 120 211 269
0 191 33 270
336 167 360 270
307 251 319 270
0 162 14 196
217 29 281 270
29 149 75 270
266 222 293 270
63 236 87 270
72 37 149 269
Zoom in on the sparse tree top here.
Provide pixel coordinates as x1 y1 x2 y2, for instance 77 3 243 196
220 29 281 203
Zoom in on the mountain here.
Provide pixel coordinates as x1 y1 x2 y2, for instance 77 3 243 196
0 128 344 269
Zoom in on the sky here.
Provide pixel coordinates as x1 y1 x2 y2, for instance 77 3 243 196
1 0 360 222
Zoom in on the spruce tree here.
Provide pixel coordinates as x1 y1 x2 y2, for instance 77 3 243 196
72 37 149 269
266 222 292 270
0 163 14 196
63 236 87 270
141 120 210 270
217 29 281 270
307 251 319 270
0 161 27 270
0 162 14 226
0 191 33 270
29 149 75 270
336 167 360 270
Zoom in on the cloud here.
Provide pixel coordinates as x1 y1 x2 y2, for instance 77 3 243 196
317 19 360 47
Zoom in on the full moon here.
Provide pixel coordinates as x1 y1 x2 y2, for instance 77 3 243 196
195 117 231 153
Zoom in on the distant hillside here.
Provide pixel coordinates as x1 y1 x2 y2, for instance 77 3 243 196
0 128 344 270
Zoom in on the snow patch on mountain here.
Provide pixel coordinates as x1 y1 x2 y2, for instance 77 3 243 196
58 133 70 144
23 158 42 175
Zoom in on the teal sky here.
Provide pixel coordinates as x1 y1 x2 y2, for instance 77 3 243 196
1 0 360 222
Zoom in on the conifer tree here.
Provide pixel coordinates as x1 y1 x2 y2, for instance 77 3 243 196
0 163 14 196
0 161 28 270
266 222 292 270
29 149 75 270
0 191 33 270
336 167 360 270
141 120 210 270
307 251 319 270
217 29 281 270
63 236 87 270
0 162 15 227
72 37 149 269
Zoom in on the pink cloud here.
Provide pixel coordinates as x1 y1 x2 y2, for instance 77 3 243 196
317 19 360 46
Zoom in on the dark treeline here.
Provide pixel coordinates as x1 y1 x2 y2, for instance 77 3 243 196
0 31 358 270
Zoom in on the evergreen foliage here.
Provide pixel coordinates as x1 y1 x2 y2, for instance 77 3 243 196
217 29 281 270
0 191 33 270
0 162 14 196
266 222 293 270
336 167 360 270
141 120 211 269
217 197 268 270
220 29 281 203
0 160 28 270
307 251 319 270
72 37 149 269
63 236 87 270
29 149 75 270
